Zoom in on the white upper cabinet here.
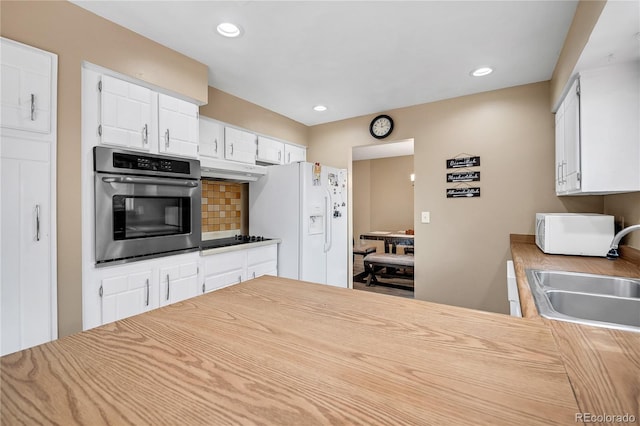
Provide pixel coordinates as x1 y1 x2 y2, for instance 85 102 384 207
1 38 53 134
99 75 153 151
257 136 285 165
199 117 224 159
284 144 306 164
225 126 257 164
158 94 199 158
555 61 640 195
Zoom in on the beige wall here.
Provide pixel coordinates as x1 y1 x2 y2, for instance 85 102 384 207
309 82 604 314
201 87 309 146
353 156 414 243
549 0 606 109
1 1 208 337
605 193 640 249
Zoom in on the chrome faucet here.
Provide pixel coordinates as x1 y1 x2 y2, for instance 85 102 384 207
606 224 640 259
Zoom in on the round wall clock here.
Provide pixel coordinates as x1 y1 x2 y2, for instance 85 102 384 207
369 114 394 139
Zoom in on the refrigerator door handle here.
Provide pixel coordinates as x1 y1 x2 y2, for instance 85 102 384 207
324 191 333 253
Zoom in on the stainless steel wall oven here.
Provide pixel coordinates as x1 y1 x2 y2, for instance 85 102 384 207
94 147 201 265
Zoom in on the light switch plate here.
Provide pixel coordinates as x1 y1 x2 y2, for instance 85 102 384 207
421 211 430 223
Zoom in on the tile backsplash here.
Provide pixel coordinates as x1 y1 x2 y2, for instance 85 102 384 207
201 180 247 233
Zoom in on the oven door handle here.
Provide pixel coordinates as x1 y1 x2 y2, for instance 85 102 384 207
102 176 199 187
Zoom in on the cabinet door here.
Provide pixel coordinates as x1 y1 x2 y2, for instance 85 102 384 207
159 260 199 306
1 142 53 355
563 79 581 192
100 75 153 151
224 127 256 164
257 136 285 164
199 117 223 159
100 269 155 324
1 38 53 134
159 94 199 158
284 144 306 164
247 245 278 280
202 251 246 293
554 102 566 194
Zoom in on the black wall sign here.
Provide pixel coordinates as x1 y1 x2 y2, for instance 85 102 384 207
446 171 480 182
446 187 481 198
446 156 480 169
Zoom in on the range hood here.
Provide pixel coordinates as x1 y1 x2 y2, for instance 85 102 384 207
200 157 267 182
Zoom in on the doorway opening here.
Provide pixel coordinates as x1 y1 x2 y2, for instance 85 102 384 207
350 139 414 298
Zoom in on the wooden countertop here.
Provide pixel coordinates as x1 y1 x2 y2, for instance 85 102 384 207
510 235 640 422
2 276 579 425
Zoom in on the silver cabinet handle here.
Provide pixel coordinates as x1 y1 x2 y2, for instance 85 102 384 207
230 143 234 156
165 129 170 149
252 272 256 279
288 152 291 163
214 139 218 153
166 274 170 301
202 283 205 293
278 151 282 162
142 124 148 145
35 204 41 241
145 278 150 306
30 94 35 121
238 275 242 283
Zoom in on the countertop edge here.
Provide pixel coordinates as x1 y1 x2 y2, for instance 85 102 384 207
200 238 281 256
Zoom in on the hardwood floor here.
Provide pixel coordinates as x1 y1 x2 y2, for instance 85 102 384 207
352 255 414 299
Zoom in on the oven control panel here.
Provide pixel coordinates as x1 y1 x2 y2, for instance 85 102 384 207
113 152 191 174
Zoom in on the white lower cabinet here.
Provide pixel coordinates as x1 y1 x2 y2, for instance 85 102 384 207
201 244 279 294
159 260 199 306
247 245 278 279
202 251 246 294
506 261 522 318
101 269 156 325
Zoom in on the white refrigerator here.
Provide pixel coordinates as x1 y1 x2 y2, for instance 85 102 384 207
249 162 348 287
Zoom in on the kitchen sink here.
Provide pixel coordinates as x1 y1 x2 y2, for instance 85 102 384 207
525 269 640 332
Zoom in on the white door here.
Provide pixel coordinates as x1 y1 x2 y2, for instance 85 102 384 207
257 136 284 164
284 144 306 164
100 75 153 151
100 270 155 324
555 101 566 194
159 94 199 158
159 261 199 306
0 38 52 134
563 79 581 192
299 162 327 284
224 127 257 164
1 145 53 355
325 167 348 288
199 117 223 159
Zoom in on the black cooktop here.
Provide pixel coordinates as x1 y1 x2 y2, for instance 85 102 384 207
200 235 271 250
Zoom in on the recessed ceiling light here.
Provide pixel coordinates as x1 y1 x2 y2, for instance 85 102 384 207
471 67 493 77
313 105 327 112
217 22 241 38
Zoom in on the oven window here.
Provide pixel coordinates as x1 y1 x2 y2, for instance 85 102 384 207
113 196 191 240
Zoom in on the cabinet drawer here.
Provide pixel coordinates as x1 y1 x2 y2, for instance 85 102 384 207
202 251 246 275
247 245 277 266
203 269 244 293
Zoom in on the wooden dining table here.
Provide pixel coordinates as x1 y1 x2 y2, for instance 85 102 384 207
1 275 585 425
360 231 414 253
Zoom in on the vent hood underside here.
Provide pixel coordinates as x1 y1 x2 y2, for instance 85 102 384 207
200 157 267 182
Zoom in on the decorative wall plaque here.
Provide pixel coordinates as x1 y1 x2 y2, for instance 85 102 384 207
446 171 480 182
446 156 480 169
446 187 481 198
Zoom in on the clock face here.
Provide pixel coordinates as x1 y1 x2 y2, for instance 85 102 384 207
370 115 393 139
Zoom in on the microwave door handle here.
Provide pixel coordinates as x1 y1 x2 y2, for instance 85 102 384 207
102 176 198 187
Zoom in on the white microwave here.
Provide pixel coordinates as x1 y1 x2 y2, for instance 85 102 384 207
535 213 614 257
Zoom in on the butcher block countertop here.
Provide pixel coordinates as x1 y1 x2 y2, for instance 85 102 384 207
3 276 581 425
510 235 640 422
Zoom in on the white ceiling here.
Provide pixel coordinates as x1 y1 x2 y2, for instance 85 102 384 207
71 1 582 126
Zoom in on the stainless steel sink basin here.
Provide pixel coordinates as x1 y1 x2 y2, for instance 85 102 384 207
525 269 640 332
